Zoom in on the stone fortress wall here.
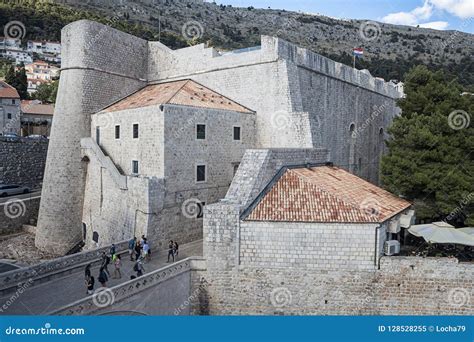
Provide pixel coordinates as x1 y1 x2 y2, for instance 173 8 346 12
147 36 401 184
0 138 48 189
36 21 148 255
83 103 255 249
37 20 401 254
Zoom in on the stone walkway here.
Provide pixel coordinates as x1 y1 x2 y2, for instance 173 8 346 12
0 240 203 315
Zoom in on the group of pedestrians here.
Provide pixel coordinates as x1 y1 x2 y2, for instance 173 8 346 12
128 236 152 263
85 237 180 295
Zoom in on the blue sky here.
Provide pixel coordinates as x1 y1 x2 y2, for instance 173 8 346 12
214 0 474 33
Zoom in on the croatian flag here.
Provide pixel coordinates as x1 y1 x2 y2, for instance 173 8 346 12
353 48 364 57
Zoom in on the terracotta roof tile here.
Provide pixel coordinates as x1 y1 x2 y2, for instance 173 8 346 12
21 100 54 115
103 79 254 114
246 166 411 223
0 81 20 99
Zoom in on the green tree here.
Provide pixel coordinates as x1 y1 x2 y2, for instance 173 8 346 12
4 65 28 99
32 80 59 103
381 66 474 226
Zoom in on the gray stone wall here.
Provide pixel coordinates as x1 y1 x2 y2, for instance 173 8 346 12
36 20 148 255
84 103 255 250
240 221 380 271
195 244 474 315
0 197 40 236
0 139 48 189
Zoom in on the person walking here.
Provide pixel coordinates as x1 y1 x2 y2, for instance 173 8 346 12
110 243 116 257
134 240 142 261
101 252 111 277
128 237 136 261
98 267 108 287
86 275 95 295
114 254 122 279
84 263 91 280
173 241 179 260
142 239 150 262
167 240 174 263
133 258 145 277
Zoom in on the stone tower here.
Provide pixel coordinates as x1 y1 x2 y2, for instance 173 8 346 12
35 20 148 254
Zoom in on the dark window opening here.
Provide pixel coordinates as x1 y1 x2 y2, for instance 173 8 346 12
115 125 120 139
132 160 139 174
196 124 206 140
133 124 139 139
233 126 241 141
196 164 206 182
92 231 99 243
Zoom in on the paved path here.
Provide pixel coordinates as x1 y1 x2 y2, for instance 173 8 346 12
0 240 202 315
0 190 41 204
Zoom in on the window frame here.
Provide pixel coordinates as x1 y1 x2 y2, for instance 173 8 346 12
233 126 241 141
131 160 139 175
132 123 139 139
115 125 121 140
196 123 206 141
195 163 207 183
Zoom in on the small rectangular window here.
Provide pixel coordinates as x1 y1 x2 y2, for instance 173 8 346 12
12 100 15 105
196 124 206 140
233 126 241 141
115 125 120 139
132 160 139 175
7 113 12 119
133 124 139 139
196 164 206 183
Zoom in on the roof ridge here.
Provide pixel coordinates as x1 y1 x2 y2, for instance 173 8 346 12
165 79 190 104
289 169 375 221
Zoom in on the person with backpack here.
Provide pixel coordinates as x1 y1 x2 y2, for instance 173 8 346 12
167 240 174 263
133 258 145 277
86 275 95 295
173 241 179 260
98 267 108 287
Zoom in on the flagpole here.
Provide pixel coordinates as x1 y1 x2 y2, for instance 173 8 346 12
353 47 356 69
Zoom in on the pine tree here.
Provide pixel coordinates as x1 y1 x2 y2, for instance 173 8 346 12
381 66 474 226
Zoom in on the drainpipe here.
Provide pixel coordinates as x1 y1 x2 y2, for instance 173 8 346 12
374 224 382 268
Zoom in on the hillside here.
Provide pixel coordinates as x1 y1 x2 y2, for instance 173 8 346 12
2 0 473 86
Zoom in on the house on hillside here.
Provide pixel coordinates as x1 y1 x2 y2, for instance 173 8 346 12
0 81 21 135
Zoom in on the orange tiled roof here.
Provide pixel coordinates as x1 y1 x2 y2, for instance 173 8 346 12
103 79 253 114
0 81 20 99
21 100 54 115
246 166 411 223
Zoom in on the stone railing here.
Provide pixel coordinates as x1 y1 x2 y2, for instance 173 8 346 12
81 137 127 190
52 257 206 315
0 240 129 295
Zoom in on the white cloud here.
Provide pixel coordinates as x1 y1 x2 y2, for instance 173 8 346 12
429 0 474 19
381 0 472 30
382 0 434 26
419 21 450 29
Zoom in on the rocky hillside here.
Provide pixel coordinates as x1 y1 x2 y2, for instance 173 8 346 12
3 0 474 86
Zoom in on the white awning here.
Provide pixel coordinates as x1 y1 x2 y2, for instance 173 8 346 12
408 222 474 246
